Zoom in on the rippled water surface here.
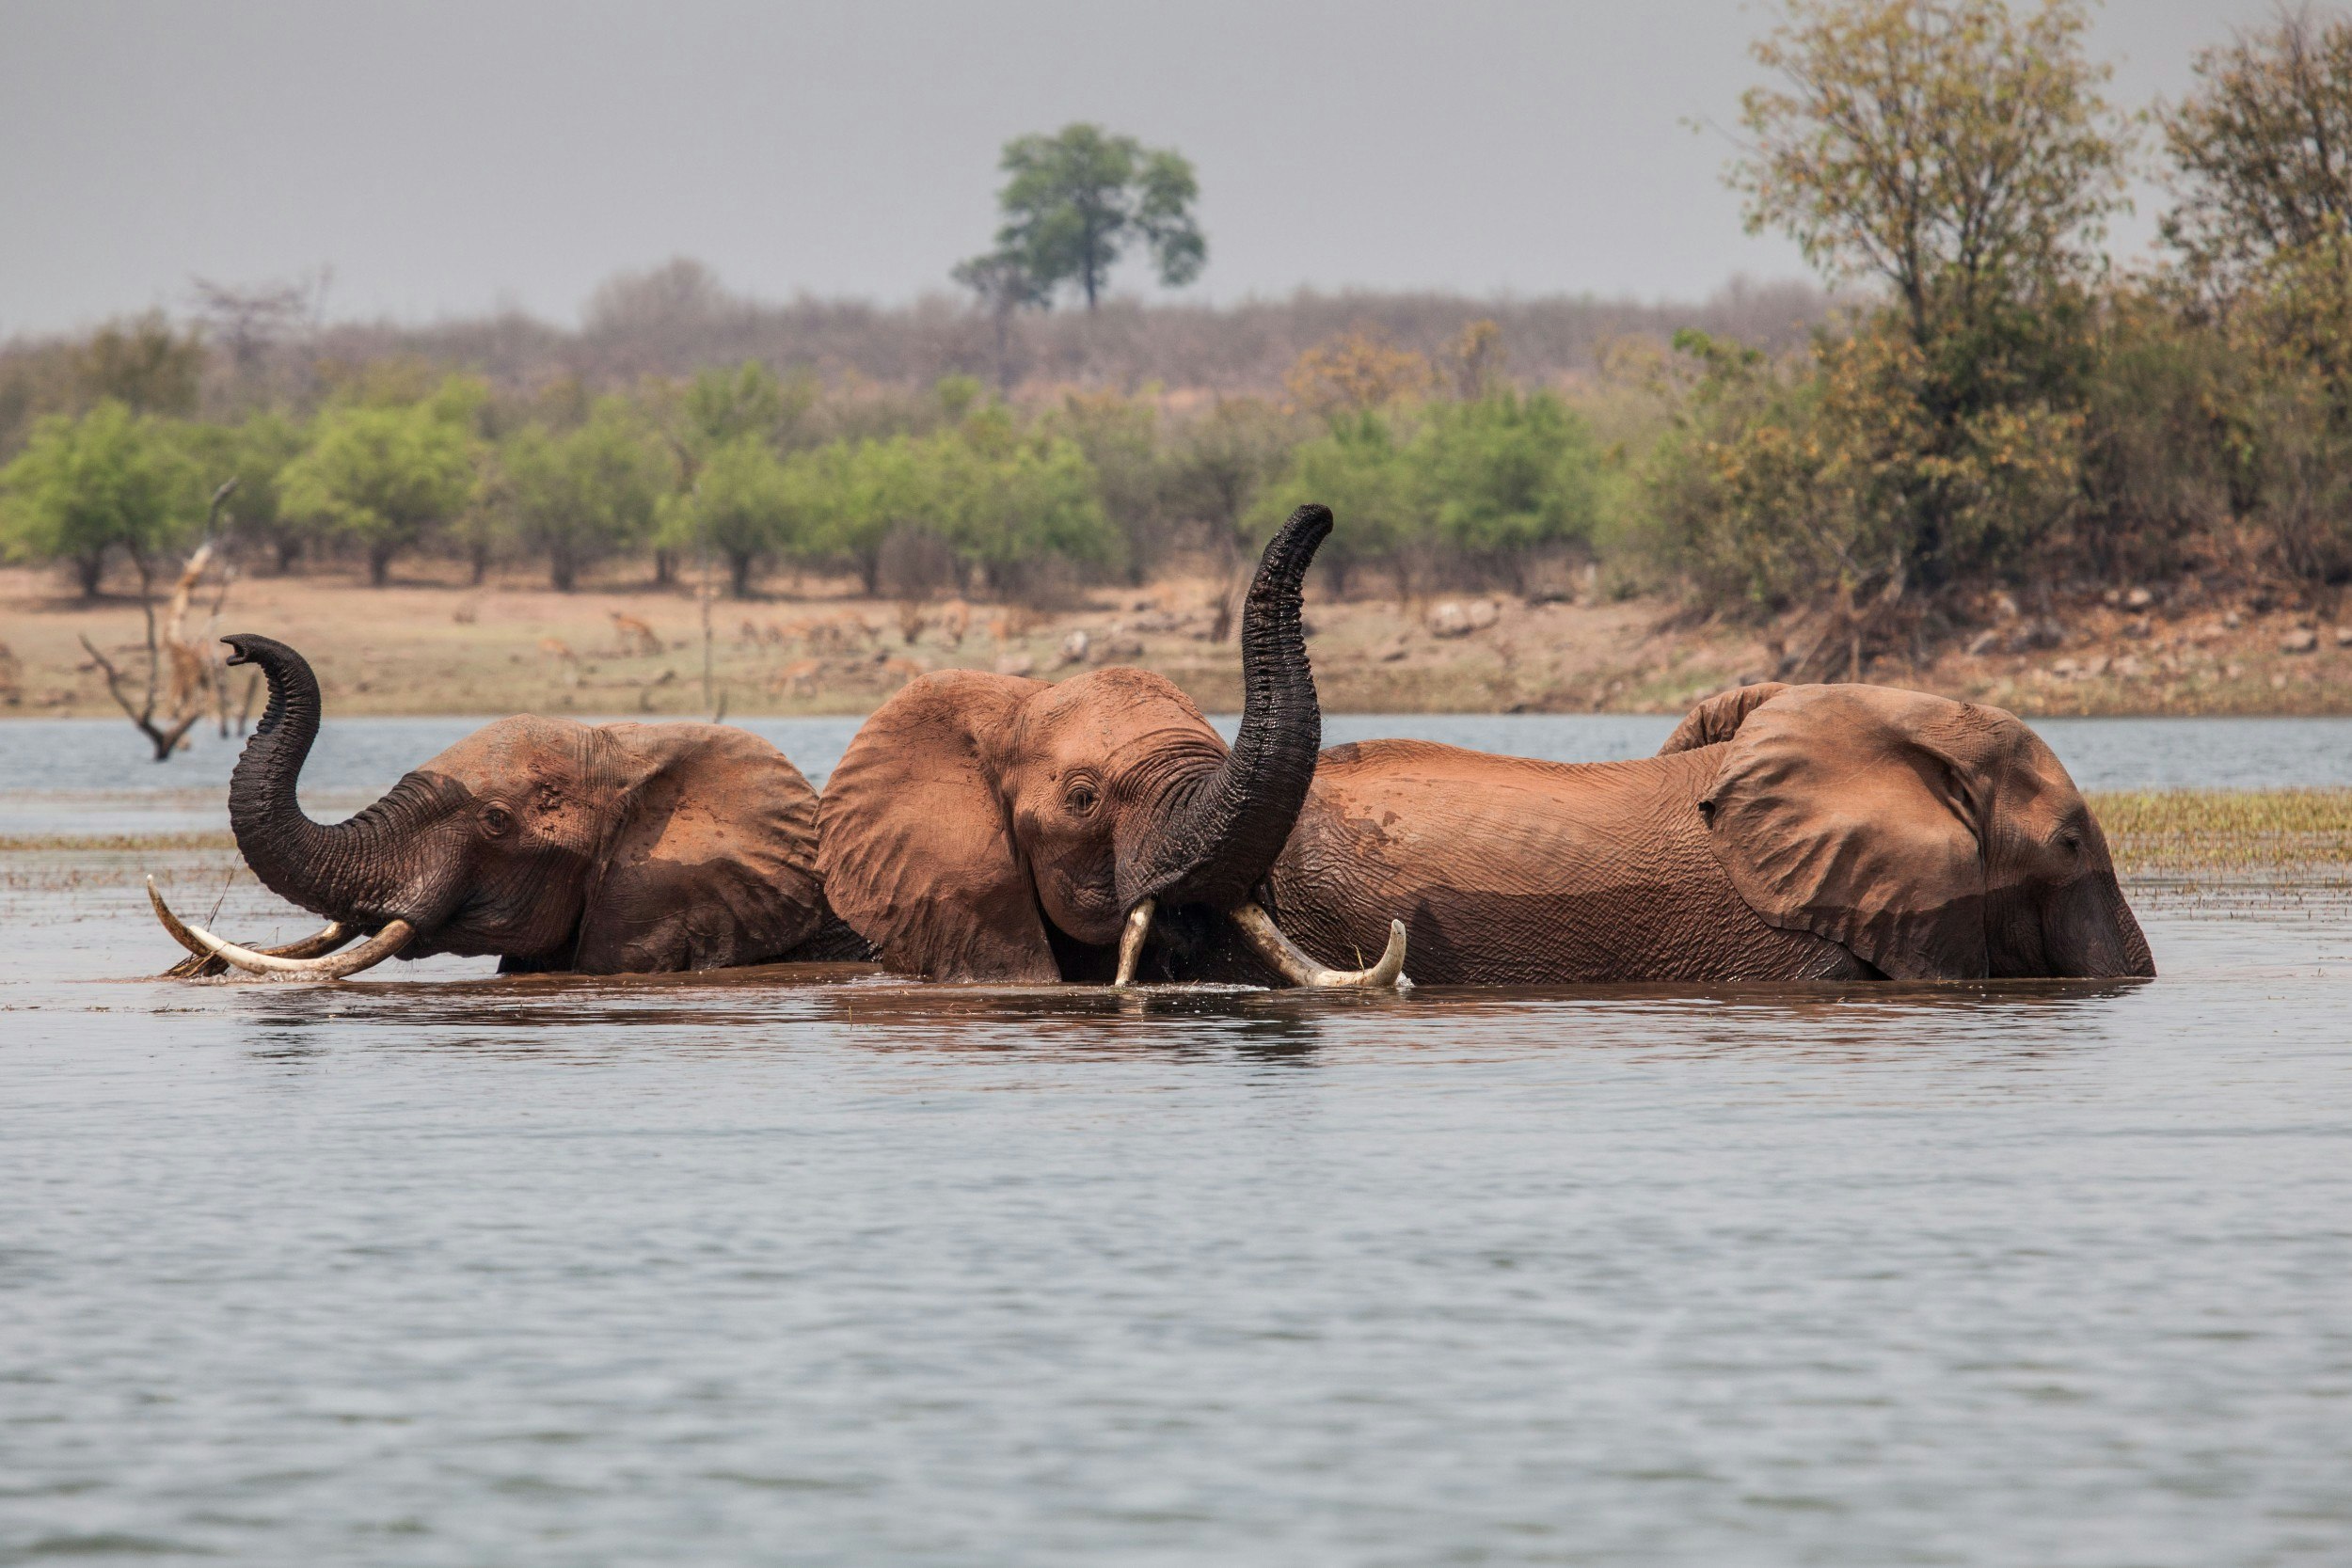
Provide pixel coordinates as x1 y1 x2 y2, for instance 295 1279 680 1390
4 716 2350 1565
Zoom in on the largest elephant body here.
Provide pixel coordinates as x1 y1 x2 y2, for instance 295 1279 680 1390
1270 738 1867 983
1265 682 2153 984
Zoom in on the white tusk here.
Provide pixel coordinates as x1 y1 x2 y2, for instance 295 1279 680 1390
1229 901 1408 990
1114 897 1154 986
149 878 351 974
148 877 412 980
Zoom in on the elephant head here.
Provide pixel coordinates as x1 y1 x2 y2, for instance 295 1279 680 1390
817 505 1405 986
1694 683 2154 979
151 633 827 978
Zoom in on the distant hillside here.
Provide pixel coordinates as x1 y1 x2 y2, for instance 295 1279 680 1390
1 261 1835 425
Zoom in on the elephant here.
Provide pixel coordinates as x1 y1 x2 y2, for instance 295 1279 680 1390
150 633 856 979
817 504 1408 988
1263 678 2154 983
818 507 2152 986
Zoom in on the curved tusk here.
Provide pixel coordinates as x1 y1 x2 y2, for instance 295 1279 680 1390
1229 901 1407 990
150 878 352 976
148 878 412 980
1114 897 1154 987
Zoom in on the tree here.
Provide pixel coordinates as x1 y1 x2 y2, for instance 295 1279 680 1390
1049 391 1166 583
983 123 1205 311
2161 9 2352 296
178 410 310 572
0 401 200 595
664 436 811 598
278 379 483 585
1735 0 2129 353
1720 0 2131 600
503 399 674 591
1415 388 1605 572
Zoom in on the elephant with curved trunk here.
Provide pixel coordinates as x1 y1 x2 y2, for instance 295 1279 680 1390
151 633 849 979
1265 680 2154 983
818 505 1406 987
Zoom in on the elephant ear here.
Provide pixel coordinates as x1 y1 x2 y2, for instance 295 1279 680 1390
817 671 1058 982
1659 682 1790 753
572 723 824 973
1702 684 1989 979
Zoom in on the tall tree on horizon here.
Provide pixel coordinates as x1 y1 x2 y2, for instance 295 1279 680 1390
977 123 1206 313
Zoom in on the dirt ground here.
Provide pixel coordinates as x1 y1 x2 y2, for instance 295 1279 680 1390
4 559 2350 722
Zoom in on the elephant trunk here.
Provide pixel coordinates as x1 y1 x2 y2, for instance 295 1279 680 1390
1120 504 1330 912
222 633 454 928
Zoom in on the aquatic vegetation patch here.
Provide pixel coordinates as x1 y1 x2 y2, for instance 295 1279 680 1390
2090 789 2352 872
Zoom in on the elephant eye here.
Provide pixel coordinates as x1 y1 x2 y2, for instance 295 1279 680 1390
1065 781 1100 816
481 803 516 836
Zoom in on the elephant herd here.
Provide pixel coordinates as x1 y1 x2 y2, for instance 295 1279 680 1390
150 506 2155 989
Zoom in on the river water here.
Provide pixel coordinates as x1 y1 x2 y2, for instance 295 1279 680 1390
4 716 2350 1566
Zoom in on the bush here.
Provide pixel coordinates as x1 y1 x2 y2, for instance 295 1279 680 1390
278 378 484 585
0 401 202 594
501 399 674 591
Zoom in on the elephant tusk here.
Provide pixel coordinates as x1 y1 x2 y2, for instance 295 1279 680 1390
1229 901 1408 990
149 878 353 977
1114 897 1154 986
147 878 413 980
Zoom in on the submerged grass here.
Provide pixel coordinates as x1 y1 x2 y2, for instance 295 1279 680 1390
2089 789 2352 873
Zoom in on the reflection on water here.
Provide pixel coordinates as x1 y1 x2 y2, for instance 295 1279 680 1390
4 847 2350 1565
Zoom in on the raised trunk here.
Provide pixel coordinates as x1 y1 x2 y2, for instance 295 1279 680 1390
221 633 449 927
1119 504 1330 912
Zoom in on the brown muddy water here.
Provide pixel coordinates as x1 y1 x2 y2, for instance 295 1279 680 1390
4 717 2351 1566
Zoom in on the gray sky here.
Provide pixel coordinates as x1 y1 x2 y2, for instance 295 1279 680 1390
0 0 2290 335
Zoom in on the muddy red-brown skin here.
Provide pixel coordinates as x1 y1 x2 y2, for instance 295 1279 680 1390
218 633 837 974
1266 683 2155 984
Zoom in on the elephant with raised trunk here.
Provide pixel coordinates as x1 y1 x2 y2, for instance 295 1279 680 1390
818 504 1407 988
151 633 852 979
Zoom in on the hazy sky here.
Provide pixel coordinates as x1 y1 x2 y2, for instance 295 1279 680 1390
0 0 2290 335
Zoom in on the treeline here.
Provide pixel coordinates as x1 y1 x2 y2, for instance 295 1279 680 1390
0 324 1630 613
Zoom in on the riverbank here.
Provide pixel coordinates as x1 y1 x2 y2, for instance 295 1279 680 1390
6 563 2351 720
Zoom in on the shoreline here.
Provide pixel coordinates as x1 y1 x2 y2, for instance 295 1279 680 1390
8 565 2352 721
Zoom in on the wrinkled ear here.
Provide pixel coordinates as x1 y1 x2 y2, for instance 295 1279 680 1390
817 671 1057 982
1659 682 1790 753
572 723 824 973
1703 685 1988 979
